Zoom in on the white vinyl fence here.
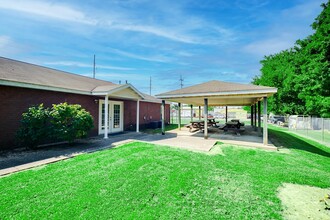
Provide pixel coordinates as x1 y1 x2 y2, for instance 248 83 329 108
288 116 330 146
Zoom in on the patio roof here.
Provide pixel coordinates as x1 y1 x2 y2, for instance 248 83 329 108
156 80 277 106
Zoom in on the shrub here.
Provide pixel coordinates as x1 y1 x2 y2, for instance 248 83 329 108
50 103 94 143
17 103 94 148
16 104 50 149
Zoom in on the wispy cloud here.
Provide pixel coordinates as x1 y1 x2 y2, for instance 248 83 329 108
45 61 135 71
0 35 11 48
0 0 234 45
235 0 270 10
0 35 29 56
0 0 96 25
242 0 324 58
110 23 199 44
243 37 294 57
108 48 172 63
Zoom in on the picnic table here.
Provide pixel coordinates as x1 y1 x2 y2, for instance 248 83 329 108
221 120 245 135
187 118 218 132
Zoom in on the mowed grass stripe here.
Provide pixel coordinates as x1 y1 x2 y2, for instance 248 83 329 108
1 129 329 219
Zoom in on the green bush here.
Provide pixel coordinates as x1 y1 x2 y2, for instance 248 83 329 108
16 104 50 149
50 103 94 144
17 103 94 148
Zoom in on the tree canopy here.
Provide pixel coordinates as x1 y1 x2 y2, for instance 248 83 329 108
253 1 330 117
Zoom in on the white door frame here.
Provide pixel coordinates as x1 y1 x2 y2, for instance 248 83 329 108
110 101 124 133
98 99 124 134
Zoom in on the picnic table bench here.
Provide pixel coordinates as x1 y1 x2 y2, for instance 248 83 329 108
186 118 218 132
221 120 245 135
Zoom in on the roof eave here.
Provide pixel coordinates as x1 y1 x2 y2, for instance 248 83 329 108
0 79 91 95
156 88 278 99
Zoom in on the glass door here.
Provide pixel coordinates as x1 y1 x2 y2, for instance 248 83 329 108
110 101 123 133
98 100 123 134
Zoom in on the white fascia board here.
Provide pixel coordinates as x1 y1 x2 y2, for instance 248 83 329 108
156 89 278 99
0 79 91 95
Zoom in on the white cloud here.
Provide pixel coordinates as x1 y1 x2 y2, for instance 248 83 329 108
0 35 28 55
243 37 294 57
45 61 135 71
0 35 10 48
0 0 96 25
110 23 199 44
0 0 235 45
108 48 172 63
242 0 324 58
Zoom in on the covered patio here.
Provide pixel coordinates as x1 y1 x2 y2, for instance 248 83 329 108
156 80 277 145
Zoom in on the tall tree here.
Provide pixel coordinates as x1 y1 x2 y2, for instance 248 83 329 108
254 1 330 117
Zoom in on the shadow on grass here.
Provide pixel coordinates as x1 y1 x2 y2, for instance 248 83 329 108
142 124 184 134
269 128 330 158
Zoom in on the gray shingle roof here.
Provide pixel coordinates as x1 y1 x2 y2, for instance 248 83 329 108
156 80 276 97
0 57 115 93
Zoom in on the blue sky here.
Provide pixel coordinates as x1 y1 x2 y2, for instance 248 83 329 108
0 0 325 95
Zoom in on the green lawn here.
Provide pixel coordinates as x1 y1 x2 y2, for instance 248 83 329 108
0 127 329 219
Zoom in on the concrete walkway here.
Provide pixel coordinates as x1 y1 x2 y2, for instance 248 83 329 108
0 131 216 176
0 127 276 177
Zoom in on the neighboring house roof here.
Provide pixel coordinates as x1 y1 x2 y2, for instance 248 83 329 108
0 57 147 100
156 80 277 106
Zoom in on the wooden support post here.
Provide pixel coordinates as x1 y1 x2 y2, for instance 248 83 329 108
161 100 165 135
204 98 208 139
178 103 181 130
258 101 261 135
136 99 140 132
263 97 268 145
104 94 109 139
251 105 254 127
225 106 228 123
198 106 201 120
190 105 193 122
254 104 257 131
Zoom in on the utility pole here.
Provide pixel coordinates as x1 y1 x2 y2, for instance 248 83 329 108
179 75 184 88
93 54 96 79
149 76 152 95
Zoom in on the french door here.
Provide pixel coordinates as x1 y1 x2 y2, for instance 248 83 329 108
99 100 123 134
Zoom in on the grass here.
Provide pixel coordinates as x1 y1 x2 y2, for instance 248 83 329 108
0 127 330 219
142 124 184 134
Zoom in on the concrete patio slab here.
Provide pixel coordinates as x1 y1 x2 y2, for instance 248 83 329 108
0 125 276 176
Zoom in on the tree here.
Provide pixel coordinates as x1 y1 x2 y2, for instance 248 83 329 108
254 2 330 117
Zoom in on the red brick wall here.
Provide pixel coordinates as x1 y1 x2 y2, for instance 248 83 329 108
124 101 170 130
0 86 100 150
0 85 170 150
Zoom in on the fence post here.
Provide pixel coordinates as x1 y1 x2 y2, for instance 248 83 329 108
322 117 324 142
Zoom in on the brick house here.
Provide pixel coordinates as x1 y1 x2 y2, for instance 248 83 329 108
0 57 170 150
